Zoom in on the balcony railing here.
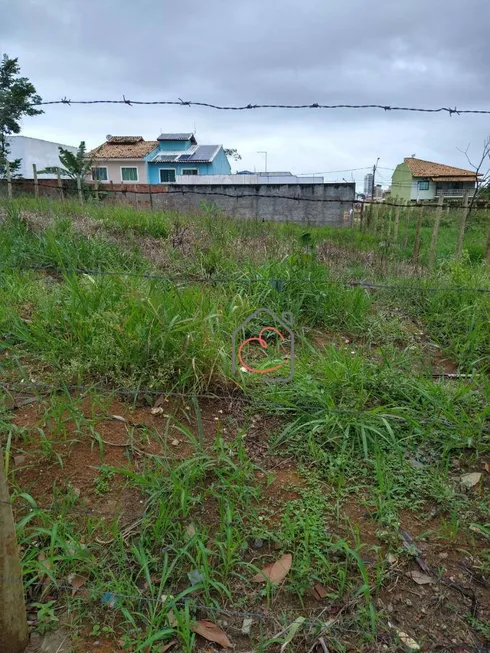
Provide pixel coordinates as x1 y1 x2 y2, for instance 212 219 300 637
435 188 476 197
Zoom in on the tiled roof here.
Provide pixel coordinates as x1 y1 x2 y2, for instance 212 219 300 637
157 133 196 142
404 157 477 179
107 136 143 144
89 137 158 159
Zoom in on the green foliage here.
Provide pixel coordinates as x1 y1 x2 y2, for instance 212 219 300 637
40 141 94 186
0 53 43 178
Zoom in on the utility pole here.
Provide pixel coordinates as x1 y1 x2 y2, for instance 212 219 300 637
257 151 268 173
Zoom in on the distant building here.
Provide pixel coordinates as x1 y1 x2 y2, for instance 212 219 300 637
89 133 231 184
373 184 383 200
7 135 77 179
228 171 324 184
364 173 374 197
391 157 479 201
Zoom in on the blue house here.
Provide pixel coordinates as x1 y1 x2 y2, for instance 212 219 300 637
145 133 231 183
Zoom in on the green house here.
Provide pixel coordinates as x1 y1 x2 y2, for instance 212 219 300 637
391 157 478 202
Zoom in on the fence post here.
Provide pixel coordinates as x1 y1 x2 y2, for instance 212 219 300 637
33 163 39 198
371 203 378 234
486 230 490 263
76 177 83 203
412 202 424 264
428 195 444 271
403 201 411 248
386 208 393 239
393 204 401 242
6 160 12 199
57 169 64 200
359 202 364 232
94 179 99 201
0 450 29 653
456 192 469 259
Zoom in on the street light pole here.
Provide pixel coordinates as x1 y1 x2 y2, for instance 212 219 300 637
257 151 268 173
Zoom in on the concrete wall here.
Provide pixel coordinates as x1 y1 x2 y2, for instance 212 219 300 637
391 162 412 201
3 179 355 226
108 182 355 226
7 136 77 179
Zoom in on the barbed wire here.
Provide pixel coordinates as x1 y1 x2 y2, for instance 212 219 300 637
0 574 354 631
1 380 485 431
4 264 490 293
4 177 489 210
31 97 490 115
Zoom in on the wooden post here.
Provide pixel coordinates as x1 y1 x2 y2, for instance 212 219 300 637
403 201 411 248
0 450 29 653
371 203 378 234
393 204 401 242
428 195 444 271
386 209 393 239
456 192 469 259
57 169 64 200
6 160 12 199
76 176 83 203
412 203 424 264
94 179 99 201
486 230 490 263
359 202 364 232
33 163 39 198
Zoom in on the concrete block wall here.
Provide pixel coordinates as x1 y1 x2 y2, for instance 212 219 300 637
3 180 356 227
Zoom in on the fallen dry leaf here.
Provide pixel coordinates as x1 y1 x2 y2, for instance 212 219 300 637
461 472 482 488
397 630 420 650
311 582 328 600
151 406 165 416
406 570 433 585
191 619 233 649
67 573 86 596
13 454 26 466
161 641 176 652
111 415 128 423
252 553 292 584
484 463 489 473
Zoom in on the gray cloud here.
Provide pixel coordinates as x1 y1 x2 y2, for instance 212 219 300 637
2 0 490 182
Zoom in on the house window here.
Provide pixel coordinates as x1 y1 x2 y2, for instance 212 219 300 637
160 169 176 183
121 167 138 182
92 167 108 181
417 180 429 191
182 169 198 176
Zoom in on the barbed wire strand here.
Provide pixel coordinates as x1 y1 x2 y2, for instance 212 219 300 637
4 264 490 293
0 575 349 630
30 98 490 115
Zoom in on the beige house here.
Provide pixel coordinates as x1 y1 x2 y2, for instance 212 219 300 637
88 136 158 184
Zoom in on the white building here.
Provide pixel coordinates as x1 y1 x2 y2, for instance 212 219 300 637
7 136 78 179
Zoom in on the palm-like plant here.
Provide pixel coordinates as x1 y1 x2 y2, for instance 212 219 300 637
41 141 94 186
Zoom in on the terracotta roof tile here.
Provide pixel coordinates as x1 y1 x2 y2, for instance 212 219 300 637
404 157 477 179
89 137 158 159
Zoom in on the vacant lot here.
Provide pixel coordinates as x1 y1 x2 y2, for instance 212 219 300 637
1 197 489 652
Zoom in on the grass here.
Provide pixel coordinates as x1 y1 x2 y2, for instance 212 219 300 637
0 195 489 651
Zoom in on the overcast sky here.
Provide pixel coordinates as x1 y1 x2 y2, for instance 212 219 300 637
2 0 490 188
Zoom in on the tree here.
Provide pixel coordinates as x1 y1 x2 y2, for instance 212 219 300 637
224 148 242 161
41 141 94 187
457 136 490 218
0 54 43 178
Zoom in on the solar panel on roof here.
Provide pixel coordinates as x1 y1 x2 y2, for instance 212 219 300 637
155 155 177 162
178 154 193 161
